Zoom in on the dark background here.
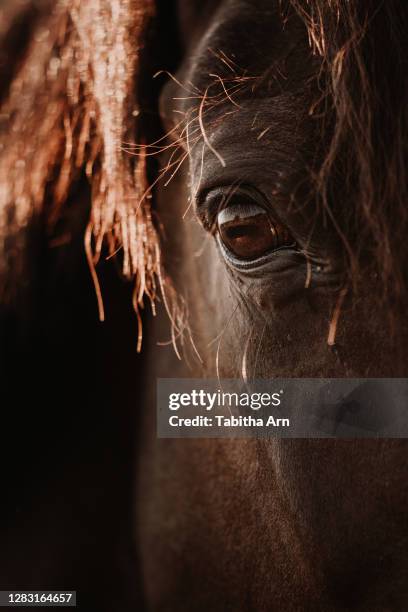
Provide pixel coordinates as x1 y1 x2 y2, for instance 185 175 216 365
0 185 144 611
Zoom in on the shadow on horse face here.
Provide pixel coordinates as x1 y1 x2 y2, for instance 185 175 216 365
157 0 408 378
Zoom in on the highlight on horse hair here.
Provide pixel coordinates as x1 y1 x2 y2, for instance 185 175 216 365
1 0 407 349
0 0 165 349
286 0 408 311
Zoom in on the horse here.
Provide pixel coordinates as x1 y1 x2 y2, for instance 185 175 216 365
136 1 408 609
1 0 408 610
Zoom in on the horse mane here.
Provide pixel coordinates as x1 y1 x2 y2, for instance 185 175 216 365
0 0 160 342
1 0 407 333
287 0 408 311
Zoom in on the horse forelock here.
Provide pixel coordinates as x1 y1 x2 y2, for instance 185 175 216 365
0 0 161 343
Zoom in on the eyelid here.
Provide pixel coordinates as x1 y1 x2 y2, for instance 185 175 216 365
216 234 299 272
217 202 266 225
196 184 269 230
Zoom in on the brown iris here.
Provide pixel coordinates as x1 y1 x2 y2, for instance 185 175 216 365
217 202 293 260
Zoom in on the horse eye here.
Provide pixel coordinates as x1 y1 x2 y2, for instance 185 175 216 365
217 202 294 260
